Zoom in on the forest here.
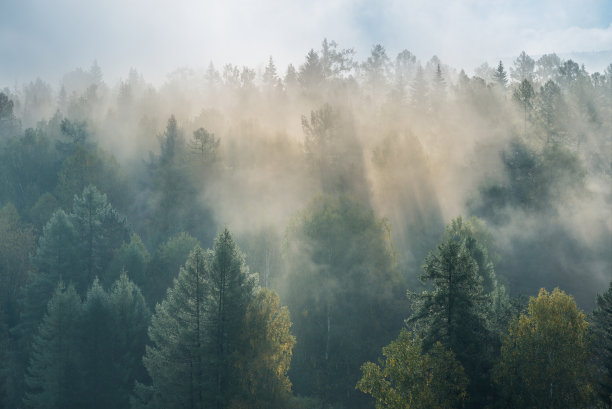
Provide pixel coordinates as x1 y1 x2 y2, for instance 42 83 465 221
0 39 611 408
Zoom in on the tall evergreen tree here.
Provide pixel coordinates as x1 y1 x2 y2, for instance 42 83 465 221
78 279 115 409
142 246 210 409
19 210 77 342
109 273 151 409
71 185 129 292
141 230 257 409
206 229 256 409
407 217 492 407
592 282 612 406
24 282 82 409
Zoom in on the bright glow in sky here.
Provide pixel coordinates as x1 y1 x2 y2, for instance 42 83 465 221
1 0 611 86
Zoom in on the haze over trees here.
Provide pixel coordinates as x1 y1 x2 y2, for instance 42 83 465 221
0 42 610 409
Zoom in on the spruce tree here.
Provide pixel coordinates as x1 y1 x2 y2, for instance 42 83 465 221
206 228 256 409
24 282 82 409
142 246 210 409
78 279 115 409
140 229 257 409
109 273 150 409
18 209 77 357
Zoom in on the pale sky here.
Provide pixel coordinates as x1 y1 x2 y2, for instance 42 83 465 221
1 0 611 87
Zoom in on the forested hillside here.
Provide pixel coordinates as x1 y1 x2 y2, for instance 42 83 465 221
0 41 610 408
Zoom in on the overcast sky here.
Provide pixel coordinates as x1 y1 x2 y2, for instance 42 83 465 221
1 0 611 87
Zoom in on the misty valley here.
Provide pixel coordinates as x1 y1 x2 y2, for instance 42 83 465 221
0 41 611 409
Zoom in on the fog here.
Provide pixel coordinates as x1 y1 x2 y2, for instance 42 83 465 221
2 40 610 310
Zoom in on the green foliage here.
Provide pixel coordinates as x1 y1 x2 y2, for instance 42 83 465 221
145 116 215 247
475 138 585 220
0 92 20 137
28 192 60 232
0 128 60 212
207 229 257 408
79 279 115 409
0 204 36 328
142 229 257 409
147 231 201 305
284 194 406 408
357 329 468 409
109 273 151 409
24 282 82 409
494 288 595 408
70 184 130 292
22 209 77 333
235 288 295 409
143 245 210 409
106 233 150 289
408 217 494 407
592 282 612 406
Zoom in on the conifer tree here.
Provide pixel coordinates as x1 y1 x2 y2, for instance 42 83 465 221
78 279 115 409
71 185 129 292
142 246 210 409
592 282 612 406
24 282 82 409
494 61 508 87
19 210 77 342
206 229 257 409
407 217 492 407
109 273 150 409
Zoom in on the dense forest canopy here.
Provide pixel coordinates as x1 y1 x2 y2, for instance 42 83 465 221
0 40 611 408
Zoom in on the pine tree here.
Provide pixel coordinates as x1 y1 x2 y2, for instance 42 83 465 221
407 217 492 407
24 282 82 409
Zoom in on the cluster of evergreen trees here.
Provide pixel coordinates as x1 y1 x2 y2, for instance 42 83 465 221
0 40 610 408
